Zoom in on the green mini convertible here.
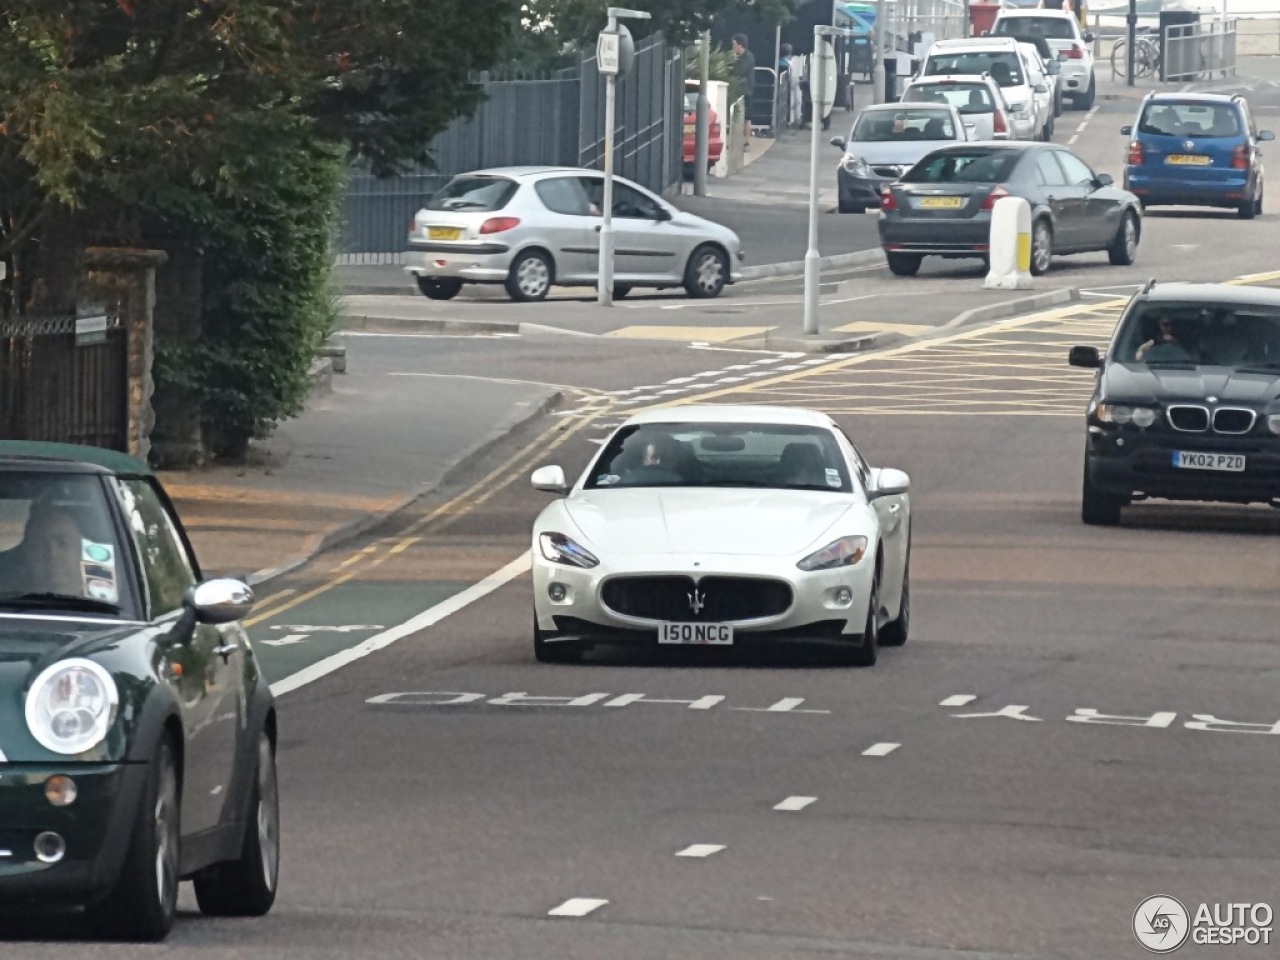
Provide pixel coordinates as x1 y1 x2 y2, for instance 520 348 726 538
0 442 278 940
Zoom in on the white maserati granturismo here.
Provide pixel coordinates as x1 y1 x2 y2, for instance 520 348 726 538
528 405 912 665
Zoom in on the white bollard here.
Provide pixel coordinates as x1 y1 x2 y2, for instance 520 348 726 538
983 195 1032 290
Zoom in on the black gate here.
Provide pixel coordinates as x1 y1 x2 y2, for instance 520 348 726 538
0 312 130 451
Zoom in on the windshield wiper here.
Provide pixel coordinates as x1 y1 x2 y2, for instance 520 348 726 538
1143 361 1197 370
778 483 840 492
0 592 121 615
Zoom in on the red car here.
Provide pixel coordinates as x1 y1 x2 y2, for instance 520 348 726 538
682 91 723 176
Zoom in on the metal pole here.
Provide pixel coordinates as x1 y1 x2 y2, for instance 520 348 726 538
598 12 620 306
804 30 825 336
695 30 710 196
873 0 887 103
1125 0 1137 87
773 22 782 138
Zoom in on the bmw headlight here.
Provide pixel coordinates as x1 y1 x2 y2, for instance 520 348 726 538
840 154 870 177
538 532 599 569
797 535 869 572
1096 403 1156 427
1267 413 1280 435
25 659 119 756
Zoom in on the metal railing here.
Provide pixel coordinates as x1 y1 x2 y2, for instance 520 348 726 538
1163 19 1237 82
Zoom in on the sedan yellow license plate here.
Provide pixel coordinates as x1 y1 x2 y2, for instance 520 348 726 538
1166 155 1211 166
920 196 964 209
428 227 462 240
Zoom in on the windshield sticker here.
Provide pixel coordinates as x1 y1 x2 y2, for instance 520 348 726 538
81 561 119 604
596 474 621 486
825 468 842 488
81 539 115 566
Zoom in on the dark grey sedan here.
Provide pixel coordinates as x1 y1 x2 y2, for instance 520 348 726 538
877 142 1143 277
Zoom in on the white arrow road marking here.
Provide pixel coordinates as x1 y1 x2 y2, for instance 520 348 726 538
548 898 608 917
262 634 309 647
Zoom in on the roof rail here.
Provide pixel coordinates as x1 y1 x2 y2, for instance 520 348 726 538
1141 278 1157 294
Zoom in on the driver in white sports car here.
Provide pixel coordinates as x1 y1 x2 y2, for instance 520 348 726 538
528 405 913 666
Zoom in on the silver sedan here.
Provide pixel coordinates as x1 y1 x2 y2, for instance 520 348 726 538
405 166 745 302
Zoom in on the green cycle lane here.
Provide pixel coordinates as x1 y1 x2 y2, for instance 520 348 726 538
246 579 474 683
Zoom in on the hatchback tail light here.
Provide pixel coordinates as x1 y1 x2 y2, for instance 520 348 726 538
980 185 1010 211
1231 145 1249 169
408 216 420 233
1127 141 1144 166
1065 44 1085 60
480 217 521 235
993 109 1008 135
880 187 897 212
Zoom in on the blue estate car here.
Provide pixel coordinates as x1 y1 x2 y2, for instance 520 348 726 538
1121 93 1273 219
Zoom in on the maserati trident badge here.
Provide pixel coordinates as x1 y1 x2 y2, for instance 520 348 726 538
688 589 706 616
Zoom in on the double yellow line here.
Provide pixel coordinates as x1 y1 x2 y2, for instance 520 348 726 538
244 395 616 626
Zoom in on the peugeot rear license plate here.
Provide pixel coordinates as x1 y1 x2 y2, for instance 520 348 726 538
658 622 734 645
1172 451 1245 472
428 227 462 240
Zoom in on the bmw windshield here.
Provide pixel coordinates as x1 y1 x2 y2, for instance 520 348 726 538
1115 302 1280 369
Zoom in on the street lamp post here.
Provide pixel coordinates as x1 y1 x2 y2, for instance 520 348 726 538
597 7 651 307
804 25 857 337
695 30 710 197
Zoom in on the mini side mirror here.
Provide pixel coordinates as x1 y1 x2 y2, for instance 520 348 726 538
831 136 847 150
870 467 910 498
1259 130 1276 141
531 465 569 495
187 578 254 625
1069 345 1103 369
1121 124 1133 135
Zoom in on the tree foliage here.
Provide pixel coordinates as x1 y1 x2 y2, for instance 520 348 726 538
522 0 796 49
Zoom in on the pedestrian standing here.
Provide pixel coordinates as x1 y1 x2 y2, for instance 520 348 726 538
732 34 756 146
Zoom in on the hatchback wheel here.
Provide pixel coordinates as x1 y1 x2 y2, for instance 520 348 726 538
886 252 922 277
1239 181 1261 220
1108 210 1139 265
684 244 728 298
1030 219 1053 276
506 250 553 302
415 276 463 301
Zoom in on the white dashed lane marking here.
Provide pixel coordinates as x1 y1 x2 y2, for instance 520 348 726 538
675 844 726 858
940 694 978 707
861 742 901 757
548 898 609 917
774 796 818 812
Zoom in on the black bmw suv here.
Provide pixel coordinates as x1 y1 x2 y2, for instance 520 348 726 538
1069 282 1280 525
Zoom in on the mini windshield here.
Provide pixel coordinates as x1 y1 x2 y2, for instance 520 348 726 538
904 83 995 114
1116 302 1280 368
585 423 853 492
1138 102 1243 138
852 108 958 142
0 472 135 617
427 176 519 212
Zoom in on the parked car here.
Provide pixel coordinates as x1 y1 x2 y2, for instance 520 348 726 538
406 167 745 302
900 74 1015 143
1018 41 1057 139
1068 282 1280 525
990 8 1097 108
832 103 971 214
0 442 278 941
918 37 1050 142
1121 93 1273 219
682 90 724 176
1013 34 1065 117
877 141 1142 276
529 405 912 666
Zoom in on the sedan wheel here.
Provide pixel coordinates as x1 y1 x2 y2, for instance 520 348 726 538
1108 210 1139 266
193 731 281 917
879 561 910 647
684 245 729 298
1030 220 1053 276
505 250 553 302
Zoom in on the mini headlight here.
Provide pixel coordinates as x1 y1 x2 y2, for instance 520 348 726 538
798 535 869 572
1268 413 1280 435
538 532 599 569
25 659 118 756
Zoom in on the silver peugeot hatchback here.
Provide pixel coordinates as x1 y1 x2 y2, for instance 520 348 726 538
405 166 745 302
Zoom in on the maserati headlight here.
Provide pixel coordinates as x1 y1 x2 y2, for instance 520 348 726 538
841 154 870 177
1096 403 1156 427
798 535 869 572
538 532 599 569
25 659 119 756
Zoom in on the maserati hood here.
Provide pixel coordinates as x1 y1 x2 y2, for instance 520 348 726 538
1104 364 1280 405
563 489 857 557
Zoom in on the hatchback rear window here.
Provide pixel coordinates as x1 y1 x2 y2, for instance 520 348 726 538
902 149 1022 183
1138 102 1242 138
427 176 519 212
993 17 1077 40
904 83 994 114
852 108 959 141
924 51 1024 87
